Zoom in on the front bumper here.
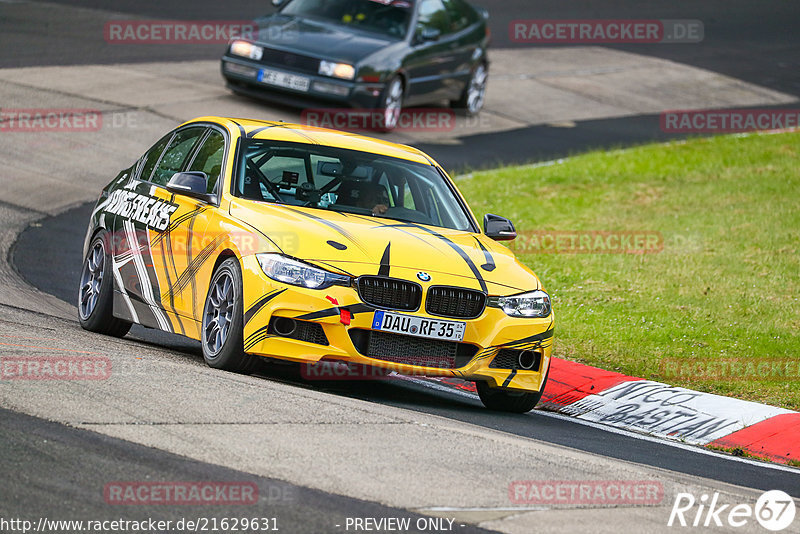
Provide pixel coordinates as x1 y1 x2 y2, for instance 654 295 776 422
240 256 554 393
221 56 384 109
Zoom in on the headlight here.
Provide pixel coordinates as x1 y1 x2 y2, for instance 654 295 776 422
493 290 551 318
230 40 263 60
256 254 350 290
319 60 355 80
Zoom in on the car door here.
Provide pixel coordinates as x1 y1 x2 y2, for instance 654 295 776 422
440 0 483 99
403 0 459 105
179 127 230 328
111 125 209 335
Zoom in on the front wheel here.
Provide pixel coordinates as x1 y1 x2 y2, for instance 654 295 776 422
375 76 404 132
201 258 255 374
78 232 131 337
476 368 548 413
451 63 488 116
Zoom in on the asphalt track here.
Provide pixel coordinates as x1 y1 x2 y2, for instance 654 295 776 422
0 408 494 534
7 0 800 98
12 198 800 498
2 0 798 172
3 0 800 531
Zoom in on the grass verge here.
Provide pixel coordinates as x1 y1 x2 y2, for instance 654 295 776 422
458 132 800 410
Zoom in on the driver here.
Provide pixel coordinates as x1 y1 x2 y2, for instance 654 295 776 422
337 179 390 216
357 184 389 216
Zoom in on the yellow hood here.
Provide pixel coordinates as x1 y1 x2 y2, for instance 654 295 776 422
230 200 540 295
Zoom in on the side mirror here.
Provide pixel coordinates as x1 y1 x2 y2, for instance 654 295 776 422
484 213 516 241
166 172 215 204
271 0 288 7
419 27 441 42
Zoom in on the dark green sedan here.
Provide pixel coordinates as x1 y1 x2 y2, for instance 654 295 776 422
221 0 489 130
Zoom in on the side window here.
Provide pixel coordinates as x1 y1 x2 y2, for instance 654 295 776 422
150 127 206 186
187 130 226 194
402 181 416 209
416 0 450 36
138 134 172 182
442 0 475 33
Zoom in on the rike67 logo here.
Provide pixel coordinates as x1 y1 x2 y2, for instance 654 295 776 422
668 490 796 531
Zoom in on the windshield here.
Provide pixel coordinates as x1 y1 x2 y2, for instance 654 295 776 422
281 0 413 39
235 140 474 231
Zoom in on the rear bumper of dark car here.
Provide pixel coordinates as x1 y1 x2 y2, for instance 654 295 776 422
221 56 384 110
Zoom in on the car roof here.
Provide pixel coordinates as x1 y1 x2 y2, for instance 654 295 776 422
181 116 435 166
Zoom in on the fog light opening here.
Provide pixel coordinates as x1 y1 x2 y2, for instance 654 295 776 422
518 350 538 370
273 317 297 337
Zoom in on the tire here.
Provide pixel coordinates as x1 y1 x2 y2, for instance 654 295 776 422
451 62 488 116
78 232 132 337
201 258 255 373
375 75 404 132
476 367 549 413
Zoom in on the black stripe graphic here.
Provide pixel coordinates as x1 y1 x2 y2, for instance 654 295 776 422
505 323 555 347
348 216 440 251
280 206 370 256
296 308 339 321
356 219 516 291
474 237 496 272
246 125 279 138
312 260 356 277
378 243 391 277
187 212 198 316
502 369 518 387
402 222 488 293
149 206 205 248
163 234 226 300
244 324 273 351
160 223 185 335
244 289 286 325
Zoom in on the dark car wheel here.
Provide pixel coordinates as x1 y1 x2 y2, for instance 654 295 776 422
202 258 256 374
476 367 548 413
376 76 404 131
78 232 132 337
452 63 488 116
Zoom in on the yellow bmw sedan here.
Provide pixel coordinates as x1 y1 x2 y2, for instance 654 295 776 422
79 116 554 412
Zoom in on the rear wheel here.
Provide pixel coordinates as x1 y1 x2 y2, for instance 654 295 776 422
78 232 131 337
476 367 548 413
451 63 487 116
201 258 255 373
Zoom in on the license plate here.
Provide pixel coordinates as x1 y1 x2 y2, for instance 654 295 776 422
372 311 466 342
257 68 310 92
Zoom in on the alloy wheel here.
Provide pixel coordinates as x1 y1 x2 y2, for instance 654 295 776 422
79 240 105 320
203 271 235 354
